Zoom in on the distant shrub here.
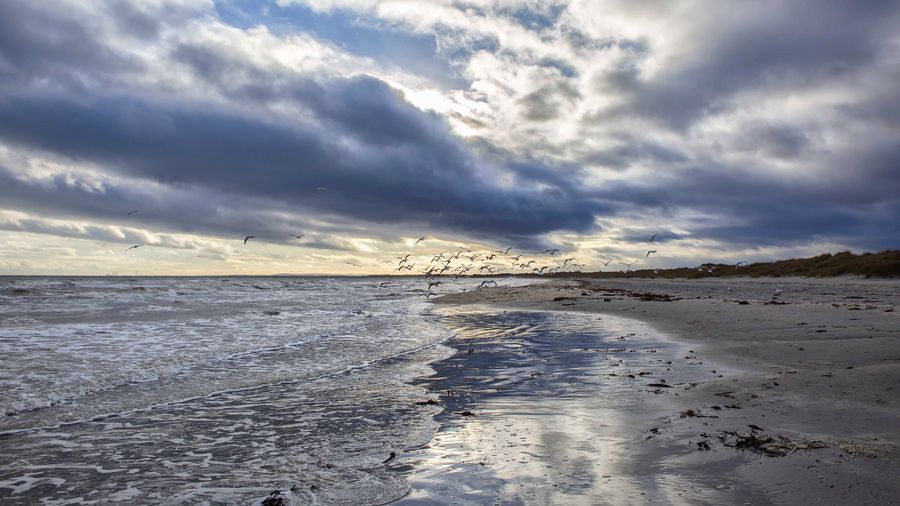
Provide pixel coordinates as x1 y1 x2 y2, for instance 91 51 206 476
548 250 900 279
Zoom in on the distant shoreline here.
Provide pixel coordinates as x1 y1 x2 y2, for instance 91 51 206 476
2 250 898 278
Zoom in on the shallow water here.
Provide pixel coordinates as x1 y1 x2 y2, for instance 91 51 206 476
398 306 737 505
0 276 525 504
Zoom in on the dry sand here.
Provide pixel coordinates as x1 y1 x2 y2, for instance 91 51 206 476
428 277 900 505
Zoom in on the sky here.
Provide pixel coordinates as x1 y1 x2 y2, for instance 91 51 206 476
0 0 898 275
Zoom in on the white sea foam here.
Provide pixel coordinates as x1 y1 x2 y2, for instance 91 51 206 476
0 275 526 504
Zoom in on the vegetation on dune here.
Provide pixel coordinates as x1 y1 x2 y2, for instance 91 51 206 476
547 250 900 279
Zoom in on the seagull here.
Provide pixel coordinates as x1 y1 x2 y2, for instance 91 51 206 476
619 260 638 269
243 235 255 245
420 292 437 298
291 234 305 239
562 257 576 266
735 261 746 267
496 247 512 255
398 253 412 262
316 187 328 192
646 250 657 257
601 259 614 266
544 248 560 255
428 281 443 290
125 244 143 251
533 266 548 274
126 210 139 216
478 280 498 288
649 233 657 242
380 259 393 264
379 282 390 289
415 236 427 244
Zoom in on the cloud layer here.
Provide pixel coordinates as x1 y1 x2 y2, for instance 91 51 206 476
0 0 898 273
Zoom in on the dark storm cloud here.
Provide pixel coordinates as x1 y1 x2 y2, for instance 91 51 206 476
518 80 580 122
731 123 810 160
617 230 685 244
584 136 689 170
0 0 604 246
0 77 600 241
596 157 900 250
0 1 137 84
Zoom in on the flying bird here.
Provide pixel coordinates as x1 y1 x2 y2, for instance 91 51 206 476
649 233 657 242
601 259 614 266
291 234 305 239
125 244 143 251
562 257 576 266
735 261 746 267
126 210 138 216
243 235 255 245
316 187 328 192
415 236 427 244
646 250 657 257
544 249 560 255
379 282 390 289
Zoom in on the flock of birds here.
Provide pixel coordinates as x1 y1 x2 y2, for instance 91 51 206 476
120 210 746 287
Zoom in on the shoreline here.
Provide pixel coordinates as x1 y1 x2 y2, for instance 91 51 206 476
404 277 899 504
398 304 761 504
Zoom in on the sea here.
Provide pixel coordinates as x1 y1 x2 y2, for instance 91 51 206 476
0 276 528 505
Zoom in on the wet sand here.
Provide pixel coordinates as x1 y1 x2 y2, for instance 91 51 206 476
401 277 899 505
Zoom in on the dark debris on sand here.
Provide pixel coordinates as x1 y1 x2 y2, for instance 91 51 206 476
717 430 829 457
261 490 287 506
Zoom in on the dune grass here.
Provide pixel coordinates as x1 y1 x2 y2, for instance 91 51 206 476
550 250 900 279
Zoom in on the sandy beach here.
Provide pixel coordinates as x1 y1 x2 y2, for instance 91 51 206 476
399 277 900 505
